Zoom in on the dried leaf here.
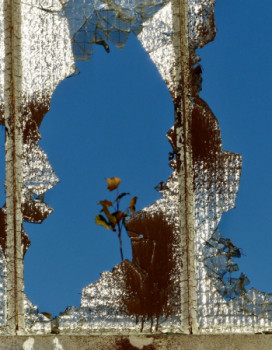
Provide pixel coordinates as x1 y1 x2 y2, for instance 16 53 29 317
98 200 117 227
100 206 117 229
95 215 111 230
129 196 138 213
115 192 130 201
106 177 121 191
113 211 125 224
98 200 112 208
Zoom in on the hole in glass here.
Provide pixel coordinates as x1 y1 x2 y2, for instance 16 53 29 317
23 35 173 317
199 0 272 292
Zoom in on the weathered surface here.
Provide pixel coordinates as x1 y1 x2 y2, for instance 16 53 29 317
0 334 271 350
4 0 25 334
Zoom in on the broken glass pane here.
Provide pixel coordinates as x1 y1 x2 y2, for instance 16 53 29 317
58 174 182 333
54 0 219 334
190 0 272 333
65 0 167 60
1 0 271 336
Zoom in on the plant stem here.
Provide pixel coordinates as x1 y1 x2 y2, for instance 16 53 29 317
118 223 124 261
116 190 124 261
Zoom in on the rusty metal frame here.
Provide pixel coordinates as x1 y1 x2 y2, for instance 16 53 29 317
4 0 24 334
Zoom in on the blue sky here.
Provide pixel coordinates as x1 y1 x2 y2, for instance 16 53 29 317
19 0 272 316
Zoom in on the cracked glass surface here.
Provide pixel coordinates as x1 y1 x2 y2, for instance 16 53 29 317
189 0 272 333
0 0 271 335
65 0 167 60
58 174 182 333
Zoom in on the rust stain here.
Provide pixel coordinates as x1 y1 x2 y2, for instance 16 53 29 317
119 212 177 332
0 208 6 255
191 95 221 166
22 97 50 128
188 8 221 181
22 200 51 223
0 97 52 260
166 0 217 332
22 115 41 144
190 94 239 195
22 98 54 225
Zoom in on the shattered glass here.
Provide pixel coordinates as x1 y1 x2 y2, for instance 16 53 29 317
186 0 272 333
58 174 182 333
65 0 168 60
1 0 271 336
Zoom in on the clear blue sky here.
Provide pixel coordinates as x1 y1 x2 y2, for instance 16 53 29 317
19 0 272 317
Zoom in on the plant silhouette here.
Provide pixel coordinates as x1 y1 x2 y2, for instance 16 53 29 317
95 177 137 261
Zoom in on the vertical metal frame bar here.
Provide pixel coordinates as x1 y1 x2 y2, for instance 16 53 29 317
4 0 24 334
172 0 198 334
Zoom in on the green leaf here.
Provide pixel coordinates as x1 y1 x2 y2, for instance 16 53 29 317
95 215 111 230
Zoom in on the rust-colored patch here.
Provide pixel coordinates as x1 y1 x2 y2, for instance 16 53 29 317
120 212 176 332
0 96 52 257
22 96 50 127
191 95 221 165
190 95 241 194
115 338 155 350
191 64 203 96
22 200 52 223
0 208 6 254
23 116 41 145
21 97 55 226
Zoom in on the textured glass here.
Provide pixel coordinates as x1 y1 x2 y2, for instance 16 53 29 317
57 0 218 334
188 0 272 334
58 173 182 333
57 0 183 334
65 0 167 60
1 0 271 336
